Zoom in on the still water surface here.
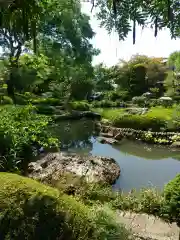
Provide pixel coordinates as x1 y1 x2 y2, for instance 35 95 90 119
56 120 180 192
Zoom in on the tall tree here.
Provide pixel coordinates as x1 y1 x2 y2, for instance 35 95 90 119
95 0 180 43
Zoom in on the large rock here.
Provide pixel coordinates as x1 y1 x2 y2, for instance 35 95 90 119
28 152 120 185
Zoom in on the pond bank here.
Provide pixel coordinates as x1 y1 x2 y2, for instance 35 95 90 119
97 122 180 146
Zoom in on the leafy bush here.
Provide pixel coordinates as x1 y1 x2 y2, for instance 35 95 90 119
0 105 58 171
15 93 28 105
36 105 56 115
162 174 180 227
31 97 61 106
104 90 130 101
92 100 126 108
111 114 167 131
0 173 133 240
149 99 162 107
1 96 13 105
132 96 148 107
69 101 90 111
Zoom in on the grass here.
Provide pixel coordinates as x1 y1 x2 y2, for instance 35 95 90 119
95 106 177 131
145 106 174 120
94 108 125 120
0 172 133 240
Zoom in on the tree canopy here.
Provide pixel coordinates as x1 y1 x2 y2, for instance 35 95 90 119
1 0 180 46
95 0 180 43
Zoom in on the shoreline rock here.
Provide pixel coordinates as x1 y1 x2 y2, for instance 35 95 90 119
98 123 180 146
27 152 120 185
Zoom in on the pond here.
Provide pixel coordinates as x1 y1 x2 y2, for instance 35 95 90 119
55 120 180 192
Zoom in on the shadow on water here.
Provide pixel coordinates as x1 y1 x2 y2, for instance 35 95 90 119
54 120 180 192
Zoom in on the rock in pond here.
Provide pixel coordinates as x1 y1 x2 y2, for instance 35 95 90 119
28 152 120 185
97 136 119 145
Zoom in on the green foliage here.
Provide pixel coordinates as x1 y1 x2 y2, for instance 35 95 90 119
98 107 175 131
149 99 162 107
102 55 167 98
0 172 133 240
69 101 91 111
1 96 13 105
129 63 147 95
163 174 180 227
104 90 130 101
14 54 52 93
94 64 114 91
132 96 147 107
0 105 58 171
92 100 124 108
31 98 61 106
168 51 180 72
96 0 180 42
111 114 167 131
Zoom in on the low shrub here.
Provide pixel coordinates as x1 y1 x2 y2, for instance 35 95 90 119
15 93 28 105
0 105 58 172
36 105 56 115
162 174 180 227
31 97 61 106
69 101 90 111
1 96 13 105
132 96 148 107
149 99 162 107
104 90 130 101
0 173 133 240
92 100 126 108
111 114 167 131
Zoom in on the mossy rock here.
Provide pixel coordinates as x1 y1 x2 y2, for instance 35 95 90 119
0 173 132 240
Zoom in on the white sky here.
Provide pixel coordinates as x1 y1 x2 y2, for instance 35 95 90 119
82 2 180 67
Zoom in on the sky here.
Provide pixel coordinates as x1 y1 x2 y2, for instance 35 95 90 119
81 2 180 67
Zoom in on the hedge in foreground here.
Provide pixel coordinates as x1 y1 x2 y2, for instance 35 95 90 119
0 173 133 240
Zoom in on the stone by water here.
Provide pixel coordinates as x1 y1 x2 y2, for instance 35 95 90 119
51 120 180 192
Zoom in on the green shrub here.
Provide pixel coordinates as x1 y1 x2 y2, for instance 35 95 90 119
31 98 61 106
36 105 56 115
132 96 148 107
149 99 162 107
92 100 126 108
1 96 13 105
104 90 130 101
162 174 180 227
15 93 28 105
69 101 90 111
0 105 58 171
111 114 167 131
0 173 133 240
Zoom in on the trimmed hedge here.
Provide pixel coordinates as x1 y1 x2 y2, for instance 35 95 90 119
30 97 61 106
92 100 126 108
69 101 91 111
111 114 167 131
0 173 133 240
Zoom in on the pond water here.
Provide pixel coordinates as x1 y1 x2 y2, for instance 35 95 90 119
55 120 180 192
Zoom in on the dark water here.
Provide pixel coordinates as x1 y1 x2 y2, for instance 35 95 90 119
55 120 180 192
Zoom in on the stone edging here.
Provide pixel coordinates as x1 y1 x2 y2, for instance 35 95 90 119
95 123 180 146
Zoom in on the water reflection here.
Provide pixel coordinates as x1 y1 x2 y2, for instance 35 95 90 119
53 120 98 151
53 120 180 192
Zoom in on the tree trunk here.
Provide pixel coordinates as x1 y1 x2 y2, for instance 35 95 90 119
7 67 16 104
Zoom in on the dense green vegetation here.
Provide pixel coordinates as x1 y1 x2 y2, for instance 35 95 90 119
0 172 133 240
0 105 59 172
0 0 180 239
